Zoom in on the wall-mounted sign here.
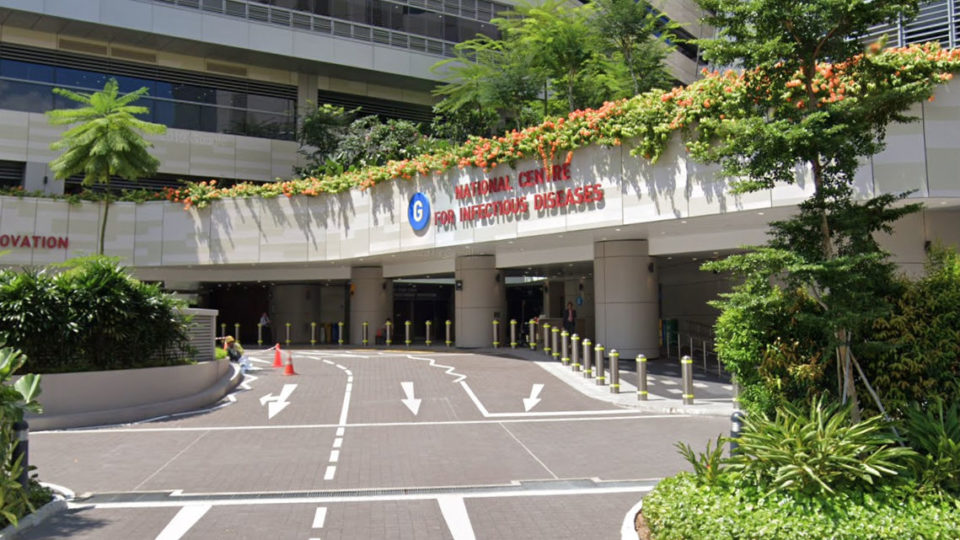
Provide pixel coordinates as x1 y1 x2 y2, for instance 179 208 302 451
408 192 430 232
0 234 69 249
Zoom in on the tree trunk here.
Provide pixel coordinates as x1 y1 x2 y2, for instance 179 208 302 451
98 196 110 256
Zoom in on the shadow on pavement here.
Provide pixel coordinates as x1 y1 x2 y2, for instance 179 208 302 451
18 509 108 539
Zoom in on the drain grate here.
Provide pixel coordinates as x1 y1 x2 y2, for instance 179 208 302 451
78 478 659 505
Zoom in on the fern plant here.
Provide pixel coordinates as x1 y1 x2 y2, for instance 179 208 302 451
728 397 916 495
675 435 727 486
900 399 960 495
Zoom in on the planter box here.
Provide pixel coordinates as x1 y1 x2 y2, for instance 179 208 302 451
25 359 241 430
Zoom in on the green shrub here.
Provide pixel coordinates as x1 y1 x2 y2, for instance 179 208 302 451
900 399 960 495
675 435 727 486
0 345 42 527
730 398 915 495
859 246 960 415
0 257 193 372
643 473 960 540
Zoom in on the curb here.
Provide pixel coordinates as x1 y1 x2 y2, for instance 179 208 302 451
621 499 643 540
0 496 69 539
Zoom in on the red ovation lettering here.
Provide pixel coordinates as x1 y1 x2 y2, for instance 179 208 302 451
454 175 514 200
533 184 605 211
0 234 69 249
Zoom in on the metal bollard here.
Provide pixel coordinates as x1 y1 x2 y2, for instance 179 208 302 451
551 327 559 361
560 330 569 365
571 334 580 371
221 323 227 339
337 321 344 346
386 320 393 346
311 322 317 346
542 323 551 356
445 320 452 347
681 355 694 405
609 349 620 393
582 338 592 378
362 321 369 347
595 343 606 385
286 322 292 347
732 375 740 410
637 354 648 400
257 323 263 346
492 319 500 348
12 421 28 487
509 319 517 348
730 411 746 455
425 320 432 346
528 319 537 350
405 320 412 346
234 323 240 343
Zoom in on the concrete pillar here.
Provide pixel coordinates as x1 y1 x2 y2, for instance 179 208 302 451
455 255 506 348
594 240 659 358
350 267 391 345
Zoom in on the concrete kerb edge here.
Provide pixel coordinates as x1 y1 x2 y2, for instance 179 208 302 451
531 359 733 417
621 498 643 540
0 485 73 539
29 363 244 430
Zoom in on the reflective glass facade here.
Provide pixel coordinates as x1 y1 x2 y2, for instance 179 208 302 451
0 58 297 140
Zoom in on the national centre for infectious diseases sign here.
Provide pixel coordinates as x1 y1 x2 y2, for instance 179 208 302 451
432 163 604 228
408 192 431 231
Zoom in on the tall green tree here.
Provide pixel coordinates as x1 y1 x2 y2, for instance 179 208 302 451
693 0 922 419
594 0 675 96
47 79 166 254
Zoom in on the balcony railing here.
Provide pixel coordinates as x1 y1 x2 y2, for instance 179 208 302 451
149 0 458 58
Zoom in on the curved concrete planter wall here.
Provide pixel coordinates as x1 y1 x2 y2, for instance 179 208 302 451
26 359 241 430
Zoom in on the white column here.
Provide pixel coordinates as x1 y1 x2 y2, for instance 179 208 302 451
455 255 506 348
594 240 659 358
350 266 391 345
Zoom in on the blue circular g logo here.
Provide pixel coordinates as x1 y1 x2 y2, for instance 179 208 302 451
408 193 430 231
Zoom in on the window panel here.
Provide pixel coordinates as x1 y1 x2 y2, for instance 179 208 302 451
0 59 54 82
0 80 54 113
54 68 108 90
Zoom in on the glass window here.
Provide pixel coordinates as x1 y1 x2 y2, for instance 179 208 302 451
331 0 369 24
171 83 216 103
114 75 156 95
54 68 108 90
372 0 404 30
444 15 459 41
0 80 54 113
0 60 54 82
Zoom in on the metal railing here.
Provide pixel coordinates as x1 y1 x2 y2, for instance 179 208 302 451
150 0 459 58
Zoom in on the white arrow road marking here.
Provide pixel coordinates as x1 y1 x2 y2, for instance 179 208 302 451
437 495 476 540
401 381 422 416
259 384 297 419
523 384 544 412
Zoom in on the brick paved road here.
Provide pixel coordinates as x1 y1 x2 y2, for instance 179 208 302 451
27 349 729 539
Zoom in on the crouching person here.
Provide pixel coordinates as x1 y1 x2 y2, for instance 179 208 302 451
225 336 251 372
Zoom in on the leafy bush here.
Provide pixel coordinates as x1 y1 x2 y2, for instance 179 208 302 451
675 435 726 486
0 345 42 528
0 257 193 372
900 399 960 495
729 399 914 495
643 473 960 540
859 246 960 415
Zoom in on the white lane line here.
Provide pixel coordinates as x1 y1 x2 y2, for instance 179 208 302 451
459 381 490 417
437 495 476 540
85 484 656 509
329 450 340 463
333 438 343 448
324 466 336 480
498 423 559 480
35 414 683 435
323 360 335 365
407 354 467 383
312 506 327 528
336 427 345 436
155 503 211 540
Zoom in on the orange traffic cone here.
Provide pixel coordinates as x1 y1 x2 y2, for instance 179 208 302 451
283 353 298 376
273 343 283 368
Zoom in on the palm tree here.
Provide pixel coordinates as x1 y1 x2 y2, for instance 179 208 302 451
47 79 167 254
